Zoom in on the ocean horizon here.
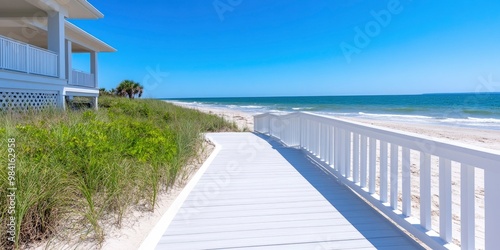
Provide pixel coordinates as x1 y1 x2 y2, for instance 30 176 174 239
162 93 500 130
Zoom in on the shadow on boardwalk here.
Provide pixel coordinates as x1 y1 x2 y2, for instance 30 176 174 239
254 133 424 250
155 132 423 249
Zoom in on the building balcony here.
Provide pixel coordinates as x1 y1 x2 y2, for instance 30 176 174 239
71 69 95 88
0 34 58 78
0 0 115 111
1 35 97 89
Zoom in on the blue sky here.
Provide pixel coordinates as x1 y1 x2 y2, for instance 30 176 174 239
71 0 500 98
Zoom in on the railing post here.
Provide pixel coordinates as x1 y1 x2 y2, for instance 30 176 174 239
402 147 411 216
300 116 304 149
461 164 475 249
345 130 351 179
26 44 30 74
420 153 431 230
360 135 367 188
380 141 388 203
299 114 303 148
390 144 399 210
324 124 329 161
369 138 376 194
304 119 311 152
439 157 452 242
353 133 360 183
485 167 500 249
321 124 328 162
315 122 319 156
334 127 339 171
320 122 324 159
311 121 316 153
66 40 72 83
327 126 333 165
339 129 346 176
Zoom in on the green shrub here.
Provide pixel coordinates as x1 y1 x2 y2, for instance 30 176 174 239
0 96 238 249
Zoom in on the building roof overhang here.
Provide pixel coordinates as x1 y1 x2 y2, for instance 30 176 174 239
0 0 103 19
66 21 115 52
0 17 116 52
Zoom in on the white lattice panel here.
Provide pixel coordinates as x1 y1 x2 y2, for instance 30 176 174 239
0 91 58 111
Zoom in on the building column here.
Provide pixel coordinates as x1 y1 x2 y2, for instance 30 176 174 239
65 39 72 84
90 51 98 88
47 11 65 80
93 96 98 110
59 91 66 110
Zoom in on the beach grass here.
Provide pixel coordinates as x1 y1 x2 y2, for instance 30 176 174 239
0 96 239 249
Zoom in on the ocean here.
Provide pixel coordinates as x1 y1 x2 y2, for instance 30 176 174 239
163 93 500 130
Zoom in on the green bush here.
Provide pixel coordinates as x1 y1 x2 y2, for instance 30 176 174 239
0 96 238 249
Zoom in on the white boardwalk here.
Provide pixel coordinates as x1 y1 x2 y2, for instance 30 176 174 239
153 133 423 250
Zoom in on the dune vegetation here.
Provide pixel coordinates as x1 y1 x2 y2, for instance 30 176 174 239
0 96 238 249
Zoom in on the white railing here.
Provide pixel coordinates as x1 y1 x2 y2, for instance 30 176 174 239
0 35 58 77
70 69 95 88
254 112 500 250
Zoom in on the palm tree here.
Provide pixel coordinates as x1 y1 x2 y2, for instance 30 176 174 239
133 82 143 98
116 80 133 98
116 80 144 99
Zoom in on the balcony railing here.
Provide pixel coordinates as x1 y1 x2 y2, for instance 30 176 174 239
70 69 95 88
255 112 500 249
0 35 58 77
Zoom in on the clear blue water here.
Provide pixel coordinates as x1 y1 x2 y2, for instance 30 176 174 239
163 93 500 130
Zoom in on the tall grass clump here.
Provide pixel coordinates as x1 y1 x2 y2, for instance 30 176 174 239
0 97 238 249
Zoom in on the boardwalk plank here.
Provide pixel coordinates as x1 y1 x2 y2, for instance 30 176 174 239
154 132 423 250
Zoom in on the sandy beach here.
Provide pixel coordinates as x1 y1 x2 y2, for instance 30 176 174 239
168 101 255 131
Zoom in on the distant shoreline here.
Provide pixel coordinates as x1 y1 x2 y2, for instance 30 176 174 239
162 94 500 131
161 92 500 99
167 100 500 151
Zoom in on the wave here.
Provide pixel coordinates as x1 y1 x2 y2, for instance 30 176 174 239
169 101 204 107
292 107 314 110
357 112 434 120
239 105 264 109
269 109 288 113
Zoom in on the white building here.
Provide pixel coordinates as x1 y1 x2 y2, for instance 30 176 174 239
0 0 115 111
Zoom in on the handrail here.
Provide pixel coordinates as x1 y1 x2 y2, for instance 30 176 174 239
70 69 95 88
0 35 58 77
254 112 500 249
0 34 57 54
